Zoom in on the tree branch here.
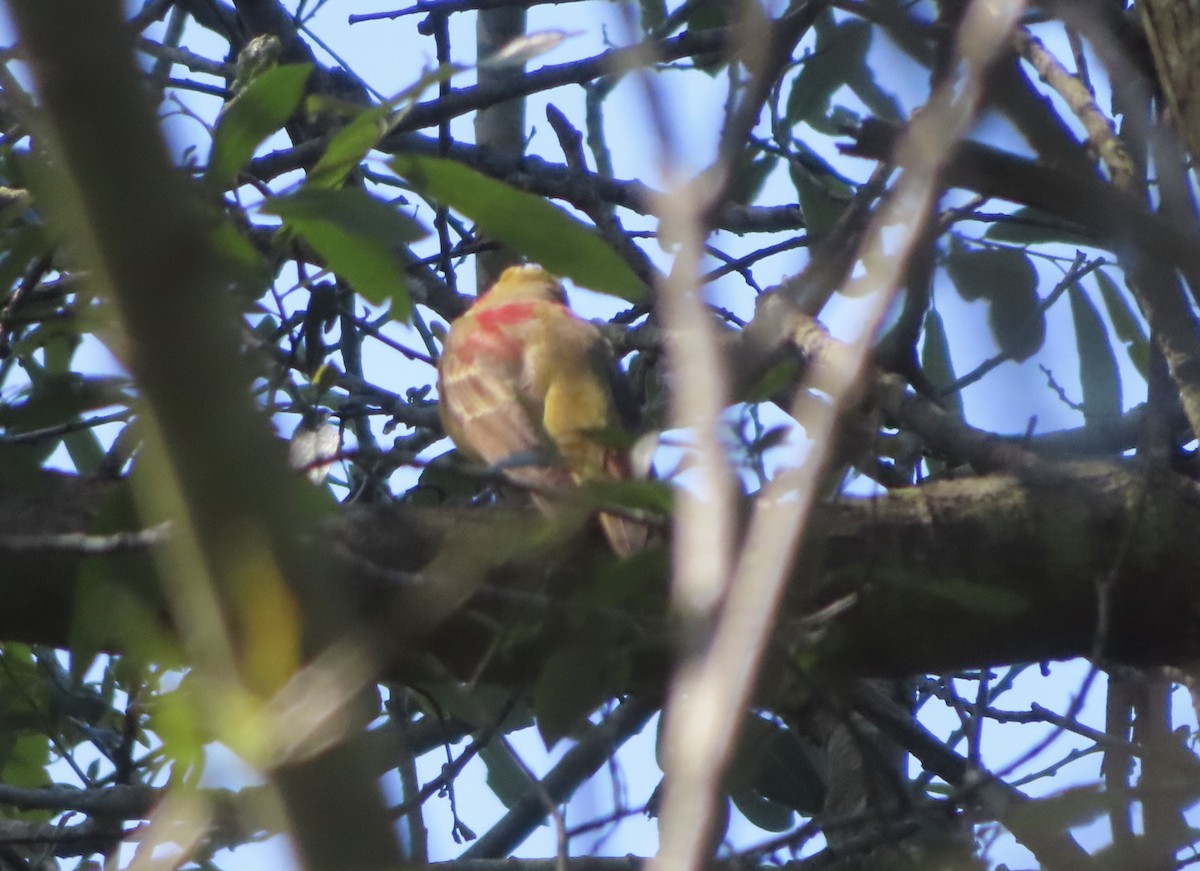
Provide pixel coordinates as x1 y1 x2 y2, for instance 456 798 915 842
6 460 1200 681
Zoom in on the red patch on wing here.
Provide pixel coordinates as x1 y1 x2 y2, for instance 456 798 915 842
475 301 539 328
456 300 569 364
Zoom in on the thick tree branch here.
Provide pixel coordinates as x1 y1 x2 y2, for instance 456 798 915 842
5 460 1200 679
843 119 1200 286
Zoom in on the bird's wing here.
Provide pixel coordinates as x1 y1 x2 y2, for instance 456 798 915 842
534 307 623 476
534 309 652 555
438 305 573 492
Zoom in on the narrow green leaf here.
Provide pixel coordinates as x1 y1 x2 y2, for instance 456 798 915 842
785 18 870 130
750 720 825 815
479 742 538 811
789 164 846 237
1068 285 1122 421
988 265 1045 362
683 0 733 72
731 788 794 832
308 104 393 190
727 154 777 207
208 64 312 189
263 188 426 318
844 59 903 123
72 481 179 672
62 427 105 474
215 228 273 303
638 0 666 33
146 677 207 778
745 358 802 404
2 734 54 821
531 645 626 747
984 206 1098 248
944 239 1035 304
684 0 730 31
921 309 964 419
0 223 49 295
944 242 1043 361
577 478 673 516
407 450 487 507
0 371 131 431
1094 269 1150 380
392 154 647 303
308 65 461 190
787 140 853 236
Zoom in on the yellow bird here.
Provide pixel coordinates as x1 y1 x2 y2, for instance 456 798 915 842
437 264 648 555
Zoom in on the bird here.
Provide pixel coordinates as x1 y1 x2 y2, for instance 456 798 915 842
437 264 649 555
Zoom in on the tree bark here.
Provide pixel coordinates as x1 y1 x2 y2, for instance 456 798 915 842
4 460 1200 680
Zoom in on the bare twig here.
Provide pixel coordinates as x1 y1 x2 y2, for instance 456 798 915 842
651 6 1032 871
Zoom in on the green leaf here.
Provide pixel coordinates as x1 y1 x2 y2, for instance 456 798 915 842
422 680 533 733
638 0 666 33
531 645 626 747
0 734 54 820
790 167 846 237
921 309 964 419
263 187 426 318
731 788 794 832
745 358 802 404
27 345 107 474
684 0 731 31
944 238 1032 304
391 154 647 303
1068 285 1121 421
0 372 131 432
72 481 176 672
308 65 461 190
146 676 207 779
1094 269 1150 380
208 64 312 189
984 207 1098 249
785 17 870 130
479 742 538 811
787 141 853 238
683 0 733 71
3 734 51 789
727 154 777 207
988 275 1045 362
0 644 50 733
735 715 825 815
407 450 487 506
308 104 394 190
944 241 1043 361
62 424 105 474
583 545 669 607
844 57 904 124
212 219 272 301
576 478 673 516
0 223 49 295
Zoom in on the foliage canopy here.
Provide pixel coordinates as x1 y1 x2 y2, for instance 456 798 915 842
3 1 1200 870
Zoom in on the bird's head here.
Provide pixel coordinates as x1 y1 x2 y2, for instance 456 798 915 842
475 264 568 309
